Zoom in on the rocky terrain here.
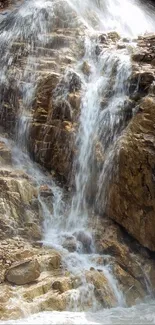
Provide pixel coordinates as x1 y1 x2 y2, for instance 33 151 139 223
1 0 155 321
1 134 155 320
105 35 155 251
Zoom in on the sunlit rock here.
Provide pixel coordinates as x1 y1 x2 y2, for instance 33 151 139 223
38 251 61 271
112 263 145 306
85 270 117 308
81 61 91 76
0 169 42 240
52 278 72 293
6 259 40 285
106 97 155 251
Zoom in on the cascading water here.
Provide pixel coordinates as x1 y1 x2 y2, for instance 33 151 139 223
67 0 155 36
69 42 131 228
1 0 155 324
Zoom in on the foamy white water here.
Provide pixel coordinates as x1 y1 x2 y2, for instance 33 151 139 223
67 0 155 36
69 43 131 228
2 301 155 324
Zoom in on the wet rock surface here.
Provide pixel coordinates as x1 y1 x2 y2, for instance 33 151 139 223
85 270 117 308
0 238 68 319
0 160 42 241
1 1 155 320
6 259 40 285
104 35 155 251
0 139 121 320
0 136 154 320
91 215 155 305
0 2 83 183
107 97 155 251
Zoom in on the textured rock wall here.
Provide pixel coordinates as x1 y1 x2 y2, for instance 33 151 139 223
104 35 155 251
0 17 83 183
2 27 155 252
1 6 155 318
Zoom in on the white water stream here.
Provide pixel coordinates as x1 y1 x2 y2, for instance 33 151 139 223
2 300 155 324
0 0 155 323
67 0 155 36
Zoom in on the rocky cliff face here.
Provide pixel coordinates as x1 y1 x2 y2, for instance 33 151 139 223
1 0 155 321
0 1 83 184
104 35 155 251
1 136 155 320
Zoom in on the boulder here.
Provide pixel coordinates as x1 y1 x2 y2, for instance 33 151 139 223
6 259 40 285
73 230 92 253
0 169 41 240
37 291 67 311
81 61 91 76
112 263 145 306
38 251 61 271
29 122 75 182
85 270 117 307
52 278 72 293
92 214 155 303
129 71 154 95
62 236 77 252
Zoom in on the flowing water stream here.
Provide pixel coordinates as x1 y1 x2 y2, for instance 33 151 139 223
1 0 155 323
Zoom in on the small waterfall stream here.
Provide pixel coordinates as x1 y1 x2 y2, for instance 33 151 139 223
0 0 155 323
67 0 155 35
69 40 131 228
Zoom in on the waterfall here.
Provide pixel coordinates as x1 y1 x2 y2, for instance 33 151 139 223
0 0 155 323
69 42 131 229
67 0 155 36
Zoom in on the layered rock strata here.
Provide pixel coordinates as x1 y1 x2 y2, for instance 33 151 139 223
105 35 155 251
0 3 155 319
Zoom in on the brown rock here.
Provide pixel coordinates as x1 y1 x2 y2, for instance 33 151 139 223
62 236 77 252
68 92 81 112
52 100 73 122
92 215 155 303
0 141 12 165
6 259 40 285
24 222 42 241
0 81 19 134
52 278 72 293
129 71 154 95
35 73 60 113
38 252 61 271
106 97 155 251
29 122 75 182
107 31 120 41
81 61 91 76
112 263 145 306
0 169 41 240
86 270 117 307
152 58 155 66
37 291 66 311
67 71 82 92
